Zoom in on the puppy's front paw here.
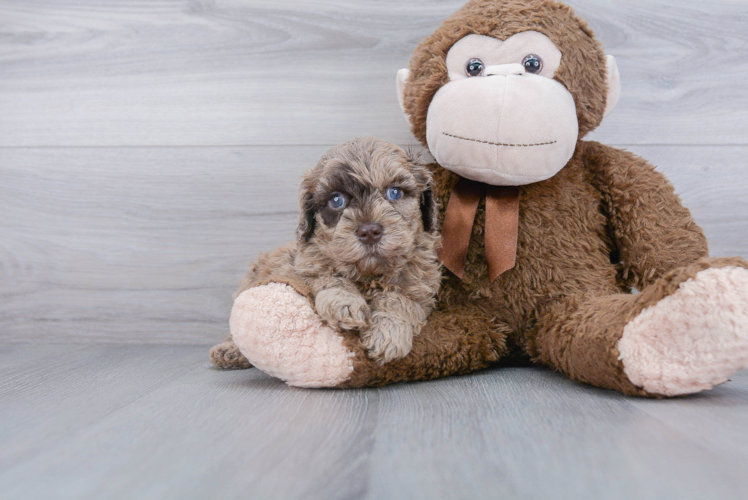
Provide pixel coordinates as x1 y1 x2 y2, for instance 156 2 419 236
361 313 414 364
314 288 371 331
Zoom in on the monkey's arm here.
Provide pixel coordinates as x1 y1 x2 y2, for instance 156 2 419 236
340 303 511 387
583 141 708 290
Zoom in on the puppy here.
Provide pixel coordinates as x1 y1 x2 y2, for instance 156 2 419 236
219 137 442 366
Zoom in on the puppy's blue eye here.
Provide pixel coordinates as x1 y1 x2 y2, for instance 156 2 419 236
386 187 402 200
328 193 346 209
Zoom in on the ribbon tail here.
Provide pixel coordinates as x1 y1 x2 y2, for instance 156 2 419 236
485 186 520 282
437 179 483 279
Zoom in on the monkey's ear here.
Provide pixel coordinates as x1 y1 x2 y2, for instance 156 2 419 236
603 55 621 118
296 175 316 243
420 185 438 234
396 68 411 123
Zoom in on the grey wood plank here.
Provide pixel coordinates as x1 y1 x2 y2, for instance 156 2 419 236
2 145 746 343
1 344 747 499
628 370 748 462
0 344 377 500
367 368 748 500
0 146 322 343
0 342 83 376
0 0 746 147
0 344 207 471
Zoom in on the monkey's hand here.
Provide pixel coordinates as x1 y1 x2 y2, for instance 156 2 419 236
362 312 417 365
314 287 371 332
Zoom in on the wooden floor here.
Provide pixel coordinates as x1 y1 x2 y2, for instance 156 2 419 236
1 343 747 499
2 1 748 498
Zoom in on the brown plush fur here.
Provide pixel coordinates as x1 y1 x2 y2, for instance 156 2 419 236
211 137 442 367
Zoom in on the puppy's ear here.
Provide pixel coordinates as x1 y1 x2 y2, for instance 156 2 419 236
420 184 438 234
297 173 317 243
405 148 438 234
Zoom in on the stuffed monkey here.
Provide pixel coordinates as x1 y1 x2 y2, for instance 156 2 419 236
212 0 748 397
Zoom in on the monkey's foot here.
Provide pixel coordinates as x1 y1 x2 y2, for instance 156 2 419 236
230 283 355 388
618 267 748 396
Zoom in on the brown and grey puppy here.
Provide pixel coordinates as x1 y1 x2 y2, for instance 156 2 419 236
233 136 442 364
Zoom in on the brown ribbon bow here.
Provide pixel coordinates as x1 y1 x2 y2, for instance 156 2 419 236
437 178 520 282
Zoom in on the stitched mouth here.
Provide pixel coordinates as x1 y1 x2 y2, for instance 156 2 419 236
443 132 556 148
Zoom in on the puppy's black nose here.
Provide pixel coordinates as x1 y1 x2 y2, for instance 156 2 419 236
356 223 383 245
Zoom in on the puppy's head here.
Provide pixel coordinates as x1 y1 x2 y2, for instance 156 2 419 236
297 137 437 277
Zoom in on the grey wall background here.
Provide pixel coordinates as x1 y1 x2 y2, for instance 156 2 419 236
2 0 747 344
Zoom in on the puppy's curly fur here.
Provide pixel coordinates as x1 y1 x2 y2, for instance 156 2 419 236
211 137 442 367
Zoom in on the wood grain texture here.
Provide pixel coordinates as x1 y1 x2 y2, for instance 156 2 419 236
368 368 748 499
0 344 202 470
1 344 747 499
2 145 746 343
0 0 747 147
0 146 318 343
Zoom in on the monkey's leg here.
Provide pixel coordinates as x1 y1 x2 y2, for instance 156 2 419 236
229 282 510 388
532 257 748 397
209 339 252 370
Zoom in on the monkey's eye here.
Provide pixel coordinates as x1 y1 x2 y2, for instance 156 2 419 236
385 187 403 201
466 58 484 77
522 54 543 74
328 193 347 209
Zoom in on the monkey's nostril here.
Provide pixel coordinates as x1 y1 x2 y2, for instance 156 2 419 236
356 223 384 245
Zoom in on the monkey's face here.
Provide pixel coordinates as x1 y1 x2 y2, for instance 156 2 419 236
298 138 436 277
425 32 579 186
396 1 622 187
